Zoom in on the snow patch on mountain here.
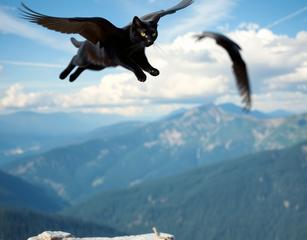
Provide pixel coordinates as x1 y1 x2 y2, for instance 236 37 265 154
4 147 24 156
92 176 105 188
12 160 35 175
144 141 158 149
97 149 109 160
43 178 67 199
129 179 143 187
225 140 233 150
265 142 285 150
252 129 269 142
283 200 290 209
160 129 185 147
205 143 216 151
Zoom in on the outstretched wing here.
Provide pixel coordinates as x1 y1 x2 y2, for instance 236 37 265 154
141 0 193 22
195 32 252 110
19 3 119 45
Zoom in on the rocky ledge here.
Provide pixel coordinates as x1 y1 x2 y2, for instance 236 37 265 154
27 229 175 240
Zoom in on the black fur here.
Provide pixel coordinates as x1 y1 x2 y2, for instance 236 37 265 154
19 0 193 82
60 17 159 82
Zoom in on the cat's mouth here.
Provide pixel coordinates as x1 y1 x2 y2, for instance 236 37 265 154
145 40 154 47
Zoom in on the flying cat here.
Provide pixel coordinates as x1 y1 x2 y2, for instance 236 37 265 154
19 0 194 82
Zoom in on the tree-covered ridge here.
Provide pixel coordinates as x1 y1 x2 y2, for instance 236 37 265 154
64 141 307 240
0 170 65 213
0 208 122 240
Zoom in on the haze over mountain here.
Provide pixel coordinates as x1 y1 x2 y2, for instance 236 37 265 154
0 111 130 135
0 169 65 213
3 104 306 203
0 111 130 165
218 103 292 119
64 141 307 240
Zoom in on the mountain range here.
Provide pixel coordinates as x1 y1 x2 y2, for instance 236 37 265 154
3 103 306 203
0 104 292 165
64 141 307 240
0 103 305 240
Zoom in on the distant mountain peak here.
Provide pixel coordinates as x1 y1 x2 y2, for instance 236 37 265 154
218 102 293 119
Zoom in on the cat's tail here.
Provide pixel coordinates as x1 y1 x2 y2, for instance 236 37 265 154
71 37 82 48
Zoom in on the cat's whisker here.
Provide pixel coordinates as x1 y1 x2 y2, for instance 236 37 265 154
152 44 166 56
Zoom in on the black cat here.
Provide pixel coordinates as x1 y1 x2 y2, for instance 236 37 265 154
19 0 194 82
59 16 160 83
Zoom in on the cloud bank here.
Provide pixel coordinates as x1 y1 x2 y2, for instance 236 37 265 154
0 25 306 116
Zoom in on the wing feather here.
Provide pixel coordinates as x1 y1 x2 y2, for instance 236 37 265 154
195 32 252 110
141 0 194 22
19 3 118 44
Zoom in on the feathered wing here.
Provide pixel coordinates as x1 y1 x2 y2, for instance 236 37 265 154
19 2 119 45
141 0 194 22
195 32 252 110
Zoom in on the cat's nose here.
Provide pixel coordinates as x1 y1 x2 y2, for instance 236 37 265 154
146 39 153 45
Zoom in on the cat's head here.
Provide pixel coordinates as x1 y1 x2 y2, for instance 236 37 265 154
130 16 158 47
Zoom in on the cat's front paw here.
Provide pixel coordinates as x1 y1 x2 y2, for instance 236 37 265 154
59 70 69 80
137 73 147 82
69 73 78 82
149 68 160 77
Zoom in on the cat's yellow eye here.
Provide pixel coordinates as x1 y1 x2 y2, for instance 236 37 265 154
152 32 157 37
140 32 147 38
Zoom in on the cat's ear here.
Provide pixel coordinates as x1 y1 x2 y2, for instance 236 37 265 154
149 20 158 27
150 17 160 25
133 16 143 27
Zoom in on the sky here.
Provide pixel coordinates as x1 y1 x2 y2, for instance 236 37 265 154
0 0 306 117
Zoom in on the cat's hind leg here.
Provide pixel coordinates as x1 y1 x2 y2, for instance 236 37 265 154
69 67 86 82
59 56 77 80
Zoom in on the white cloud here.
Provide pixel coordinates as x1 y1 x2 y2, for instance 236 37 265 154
0 84 57 110
266 61 307 90
0 7 73 52
229 29 307 91
1 27 307 115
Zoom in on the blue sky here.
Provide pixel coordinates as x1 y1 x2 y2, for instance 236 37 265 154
0 0 306 116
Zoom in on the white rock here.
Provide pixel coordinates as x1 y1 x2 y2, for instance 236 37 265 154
28 231 74 240
27 231 175 240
